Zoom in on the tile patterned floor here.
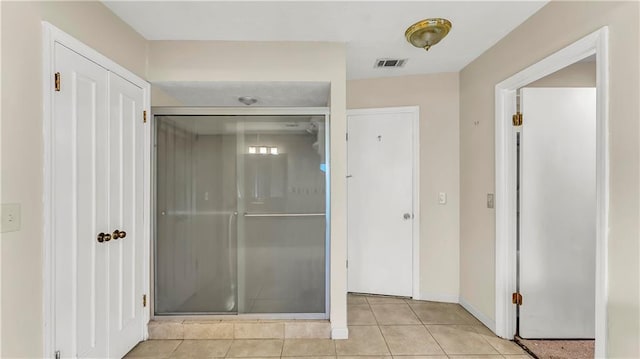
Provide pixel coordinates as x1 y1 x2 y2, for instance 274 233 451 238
125 294 532 359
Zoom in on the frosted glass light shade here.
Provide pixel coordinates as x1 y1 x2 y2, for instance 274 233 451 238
405 18 452 51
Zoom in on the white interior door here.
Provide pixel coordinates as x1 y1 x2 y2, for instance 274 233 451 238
108 72 146 358
54 43 109 358
53 43 145 358
347 108 415 297
519 87 596 339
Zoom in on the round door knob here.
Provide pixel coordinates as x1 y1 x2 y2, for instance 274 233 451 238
118 230 126 239
104 233 112 242
403 213 412 220
97 232 105 243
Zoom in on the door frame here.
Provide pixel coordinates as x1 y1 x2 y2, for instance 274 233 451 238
149 106 332 320
494 27 609 356
346 106 421 299
42 22 152 358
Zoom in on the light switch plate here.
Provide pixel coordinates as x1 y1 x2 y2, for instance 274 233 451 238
1 203 21 233
438 192 447 205
487 193 495 209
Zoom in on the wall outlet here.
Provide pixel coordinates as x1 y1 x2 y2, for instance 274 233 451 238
1 203 21 233
438 192 447 205
487 193 495 209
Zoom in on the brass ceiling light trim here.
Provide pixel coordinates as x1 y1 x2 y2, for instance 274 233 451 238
405 18 452 51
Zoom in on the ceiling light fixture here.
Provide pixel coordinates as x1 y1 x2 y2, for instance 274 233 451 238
238 96 258 106
405 18 452 51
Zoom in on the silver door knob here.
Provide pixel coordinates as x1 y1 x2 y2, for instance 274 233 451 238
403 213 412 220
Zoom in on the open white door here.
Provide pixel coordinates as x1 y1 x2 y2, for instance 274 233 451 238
519 87 596 339
347 107 416 297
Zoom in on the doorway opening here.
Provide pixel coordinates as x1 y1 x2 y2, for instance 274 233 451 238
494 27 609 358
151 107 331 319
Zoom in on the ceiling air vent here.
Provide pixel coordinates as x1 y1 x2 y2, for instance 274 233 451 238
375 58 408 68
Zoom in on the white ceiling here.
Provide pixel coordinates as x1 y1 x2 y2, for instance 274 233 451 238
104 1 548 80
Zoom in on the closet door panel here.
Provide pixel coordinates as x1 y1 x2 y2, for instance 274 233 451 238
53 43 109 358
108 72 145 358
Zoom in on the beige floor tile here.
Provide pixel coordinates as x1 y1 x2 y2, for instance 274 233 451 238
226 339 284 357
234 323 285 339
184 322 234 340
470 326 525 355
284 321 331 339
338 356 392 359
286 357 336 359
282 339 336 357
445 356 504 359
366 296 408 305
347 294 369 305
482 337 526 355
391 356 448 359
348 304 378 325
125 340 182 358
379 325 444 356
370 304 420 325
452 307 483 325
335 326 390 356
408 302 478 325
426 325 499 355
170 340 233 358
149 321 185 340
503 355 533 358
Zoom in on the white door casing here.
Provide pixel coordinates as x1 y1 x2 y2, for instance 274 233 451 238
108 72 146 358
53 42 110 358
494 27 608 357
346 107 418 297
48 37 148 358
519 87 596 339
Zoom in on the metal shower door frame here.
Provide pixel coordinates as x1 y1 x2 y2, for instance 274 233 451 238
150 106 331 320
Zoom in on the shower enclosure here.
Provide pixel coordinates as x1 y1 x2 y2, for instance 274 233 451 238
153 109 329 317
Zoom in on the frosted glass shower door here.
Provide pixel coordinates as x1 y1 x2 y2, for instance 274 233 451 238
155 116 239 314
154 114 327 315
238 116 327 314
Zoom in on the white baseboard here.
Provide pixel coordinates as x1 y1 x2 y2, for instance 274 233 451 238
417 292 459 303
459 296 496 333
331 327 349 340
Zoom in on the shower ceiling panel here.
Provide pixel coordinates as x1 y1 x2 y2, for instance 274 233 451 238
153 81 330 107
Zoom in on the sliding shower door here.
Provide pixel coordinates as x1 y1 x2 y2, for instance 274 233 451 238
154 114 327 316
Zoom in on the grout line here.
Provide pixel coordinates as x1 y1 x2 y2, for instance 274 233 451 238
422 324 447 356
376 325 393 357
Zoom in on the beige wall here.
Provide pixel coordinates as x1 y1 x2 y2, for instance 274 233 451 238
347 73 460 301
0 1 147 357
147 40 348 336
526 61 596 87
459 1 639 357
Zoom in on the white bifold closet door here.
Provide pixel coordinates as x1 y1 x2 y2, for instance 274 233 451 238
53 43 145 359
107 67 146 357
519 87 596 339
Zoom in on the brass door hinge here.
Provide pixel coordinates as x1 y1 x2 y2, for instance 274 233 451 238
512 112 523 126
54 72 61 92
143 110 147 124
143 294 147 307
512 292 523 305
